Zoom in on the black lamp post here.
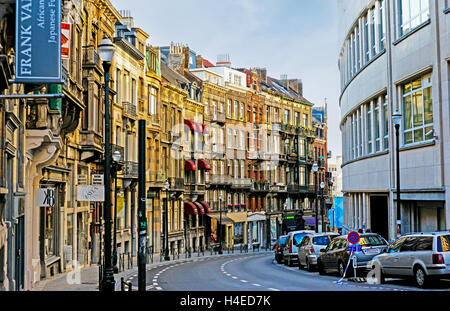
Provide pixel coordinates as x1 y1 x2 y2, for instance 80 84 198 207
218 194 223 255
312 163 318 233
393 112 402 238
163 181 170 261
98 36 116 292
112 149 121 273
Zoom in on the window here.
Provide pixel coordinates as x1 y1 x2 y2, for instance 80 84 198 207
284 109 290 124
402 73 433 145
374 102 381 151
356 27 360 70
149 87 157 115
414 237 433 251
380 0 386 50
364 16 370 63
389 237 405 253
359 235 387 246
227 99 232 117
399 0 430 36
367 105 373 154
370 10 376 56
438 235 450 252
233 100 238 119
400 237 417 252
299 166 305 186
303 113 308 127
382 95 389 150
240 103 244 120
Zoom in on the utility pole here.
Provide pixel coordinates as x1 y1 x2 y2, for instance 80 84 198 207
137 120 147 291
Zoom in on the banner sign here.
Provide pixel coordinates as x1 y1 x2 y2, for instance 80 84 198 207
15 0 62 83
77 185 104 202
36 188 55 207
61 22 71 59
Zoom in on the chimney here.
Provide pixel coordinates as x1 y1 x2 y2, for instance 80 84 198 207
119 10 134 29
280 74 289 89
216 54 231 68
196 55 204 68
288 79 303 95
255 68 267 84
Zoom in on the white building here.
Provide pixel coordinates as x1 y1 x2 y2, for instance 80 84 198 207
328 155 343 197
337 0 449 240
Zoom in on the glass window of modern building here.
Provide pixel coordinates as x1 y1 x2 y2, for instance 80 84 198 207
402 73 433 145
399 0 430 36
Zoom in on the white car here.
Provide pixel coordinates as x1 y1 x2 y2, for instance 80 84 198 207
282 230 315 266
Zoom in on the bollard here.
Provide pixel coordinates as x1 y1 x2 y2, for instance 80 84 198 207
121 277 125 291
128 282 132 291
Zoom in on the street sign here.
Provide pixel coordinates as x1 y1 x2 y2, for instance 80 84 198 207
348 244 362 252
348 231 360 244
91 174 104 185
15 0 62 83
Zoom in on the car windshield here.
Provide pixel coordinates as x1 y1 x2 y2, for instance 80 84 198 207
313 236 331 245
359 235 387 246
279 237 286 245
293 233 306 245
438 235 450 252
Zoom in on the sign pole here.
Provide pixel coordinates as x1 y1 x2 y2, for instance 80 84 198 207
138 120 147 291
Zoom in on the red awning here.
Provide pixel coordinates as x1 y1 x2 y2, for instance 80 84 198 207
194 122 203 133
184 119 195 131
200 201 211 214
194 202 205 215
197 159 212 171
184 202 198 215
202 124 209 134
185 160 196 171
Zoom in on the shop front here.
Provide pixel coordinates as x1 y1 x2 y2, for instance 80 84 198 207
227 212 248 248
246 212 266 249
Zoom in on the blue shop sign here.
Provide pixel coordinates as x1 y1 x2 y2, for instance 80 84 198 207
15 0 62 83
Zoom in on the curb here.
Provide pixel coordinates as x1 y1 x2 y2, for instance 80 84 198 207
347 277 367 283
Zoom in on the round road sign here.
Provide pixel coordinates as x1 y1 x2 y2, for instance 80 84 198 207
348 231 360 244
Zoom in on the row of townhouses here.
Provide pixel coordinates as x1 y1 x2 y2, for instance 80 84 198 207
0 0 331 291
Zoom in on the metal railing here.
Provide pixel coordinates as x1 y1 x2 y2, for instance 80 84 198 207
120 277 132 291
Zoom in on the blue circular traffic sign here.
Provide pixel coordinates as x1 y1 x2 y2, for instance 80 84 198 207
348 231 360 244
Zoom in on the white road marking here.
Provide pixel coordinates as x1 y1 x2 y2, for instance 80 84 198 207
268 288 280 291
252 283 262 287
240 280 248 283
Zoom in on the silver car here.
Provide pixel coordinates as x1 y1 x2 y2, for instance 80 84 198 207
283 230 315 266
371 232 450 288
297 233 339 271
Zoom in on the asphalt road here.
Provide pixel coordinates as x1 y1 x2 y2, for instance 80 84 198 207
124 252 450 291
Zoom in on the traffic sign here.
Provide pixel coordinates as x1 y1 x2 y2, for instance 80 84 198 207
348 244 362 252
348 231 360 244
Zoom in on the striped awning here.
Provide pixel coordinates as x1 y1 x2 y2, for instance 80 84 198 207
184 119 195 131
184 202 198 215
194 122 203 132
200 201 211 214
185 160 196 171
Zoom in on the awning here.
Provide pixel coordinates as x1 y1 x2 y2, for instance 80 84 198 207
200 201 211 214
208 213 234 224
194 202 205 215
185 160 196 171
184 119 195 131
194 122 203 132
202 124 209 134
247 214 267 222
226 212 248 223
197 159 212 171
184 202 198 215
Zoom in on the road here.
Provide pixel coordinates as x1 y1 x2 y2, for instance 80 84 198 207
124 252 450 291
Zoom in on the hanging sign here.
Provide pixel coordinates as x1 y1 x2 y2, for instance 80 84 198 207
15 0 62 83
36 188 55 207
61 22 71 59
77 185 104 202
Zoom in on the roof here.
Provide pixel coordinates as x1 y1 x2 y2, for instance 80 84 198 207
260 76 313 105
160 61 190 86
203 59 215 68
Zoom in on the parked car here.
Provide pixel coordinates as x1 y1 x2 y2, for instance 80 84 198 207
273 235 287 264
297 232 340 271
283 230 315 266
371 232 450 288
317 233 388 277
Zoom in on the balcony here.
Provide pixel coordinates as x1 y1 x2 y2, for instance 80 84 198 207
257 151 268 160
169 177 184 191
211 112 226 123
82 46 101 68
184 182 206 194
231 178 252 189
122 161 138 179
287 153 298 163
246 150 258 160
251 182 270 192
270 183 287 193
209 174 232 186
287 184 300 193
123 102 137 119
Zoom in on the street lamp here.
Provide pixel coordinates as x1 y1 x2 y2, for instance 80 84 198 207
320 181 325 233
312 163 319 233
392 112 402 238
218 194 223 255
163 181 170 261
98 36 116 292
112 149 121 273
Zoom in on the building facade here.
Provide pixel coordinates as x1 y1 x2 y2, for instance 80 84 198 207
338 0 450 240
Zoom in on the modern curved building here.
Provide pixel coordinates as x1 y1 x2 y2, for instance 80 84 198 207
337 0 449 240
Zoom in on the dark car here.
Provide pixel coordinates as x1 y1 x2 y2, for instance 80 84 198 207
274 235 287 264
317 233 388 277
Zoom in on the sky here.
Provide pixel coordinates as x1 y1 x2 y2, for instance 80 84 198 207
110 0 342 162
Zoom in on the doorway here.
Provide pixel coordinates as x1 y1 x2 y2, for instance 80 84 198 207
370 196 389 240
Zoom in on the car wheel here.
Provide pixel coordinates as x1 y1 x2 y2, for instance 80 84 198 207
306 259 313 272
414 266 428 288
276 256 281 264
318 260 326 275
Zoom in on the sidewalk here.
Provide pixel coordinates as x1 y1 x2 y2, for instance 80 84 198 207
31 248 271 291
